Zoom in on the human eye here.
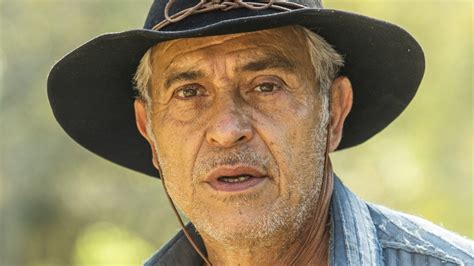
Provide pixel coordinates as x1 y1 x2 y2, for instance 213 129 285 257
253 82 281 94
174 84 205 99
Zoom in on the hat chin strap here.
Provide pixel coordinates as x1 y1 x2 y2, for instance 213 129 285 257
158 107 333 266
152 0 307 31
158 164 212 265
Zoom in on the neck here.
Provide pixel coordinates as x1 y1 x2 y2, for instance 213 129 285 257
202 167 334 266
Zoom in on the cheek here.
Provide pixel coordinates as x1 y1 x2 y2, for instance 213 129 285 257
152 101 208 155
150 111 206 202
153 127 199 175
153 129 199 212
168 103 206 123
253 92 322 182
256 90 320 146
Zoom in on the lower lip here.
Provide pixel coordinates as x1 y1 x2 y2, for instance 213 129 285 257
208 176 267 192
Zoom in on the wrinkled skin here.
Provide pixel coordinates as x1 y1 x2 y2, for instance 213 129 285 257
134 26 353 265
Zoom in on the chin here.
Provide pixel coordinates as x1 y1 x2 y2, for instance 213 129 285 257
191 197 307 245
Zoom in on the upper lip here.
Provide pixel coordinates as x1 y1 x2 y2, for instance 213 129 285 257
205 165 267 182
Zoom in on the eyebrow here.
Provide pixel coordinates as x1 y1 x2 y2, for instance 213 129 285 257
239 53 296 73
164 70 205 89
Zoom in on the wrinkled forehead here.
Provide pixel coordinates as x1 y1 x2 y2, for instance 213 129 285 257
149 26 310 71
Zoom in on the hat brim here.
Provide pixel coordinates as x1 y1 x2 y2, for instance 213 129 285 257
47 8 425 178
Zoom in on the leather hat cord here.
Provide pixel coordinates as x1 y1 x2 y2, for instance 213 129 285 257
158 164 213 265
152 0 306 31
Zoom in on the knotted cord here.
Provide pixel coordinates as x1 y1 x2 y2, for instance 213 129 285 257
152 0 307 31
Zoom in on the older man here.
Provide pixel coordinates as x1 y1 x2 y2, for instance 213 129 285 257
134 25 348 265
48 0 473 265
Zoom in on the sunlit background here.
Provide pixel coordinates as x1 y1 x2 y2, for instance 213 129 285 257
1 0 472 265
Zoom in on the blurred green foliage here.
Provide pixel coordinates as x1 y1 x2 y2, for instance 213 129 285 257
0 0 472 265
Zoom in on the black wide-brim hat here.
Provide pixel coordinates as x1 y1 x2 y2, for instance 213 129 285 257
47 0 425 178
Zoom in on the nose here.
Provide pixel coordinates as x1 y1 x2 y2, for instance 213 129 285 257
206 97 253 148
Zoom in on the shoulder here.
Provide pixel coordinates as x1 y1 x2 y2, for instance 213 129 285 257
366 203 473 265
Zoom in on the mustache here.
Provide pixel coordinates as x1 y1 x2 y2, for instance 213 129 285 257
193 148 273 179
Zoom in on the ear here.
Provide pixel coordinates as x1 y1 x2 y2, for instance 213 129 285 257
328 76 353 152
134 99 160 170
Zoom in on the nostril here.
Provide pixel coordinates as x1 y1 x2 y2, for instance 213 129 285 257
237 136 246 142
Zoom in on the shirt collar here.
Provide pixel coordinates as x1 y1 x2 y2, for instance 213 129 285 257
330 176 383 265
144 175 383 266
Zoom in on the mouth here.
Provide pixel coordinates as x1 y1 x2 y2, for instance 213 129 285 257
205 165 268 192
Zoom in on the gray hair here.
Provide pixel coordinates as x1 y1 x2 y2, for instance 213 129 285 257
133 25 344 132
297 26 344 127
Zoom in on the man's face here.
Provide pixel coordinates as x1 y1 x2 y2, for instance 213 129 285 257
143 27 328 243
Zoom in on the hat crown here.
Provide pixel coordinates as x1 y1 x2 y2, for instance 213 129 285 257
291 0 322 7
143 0 323 31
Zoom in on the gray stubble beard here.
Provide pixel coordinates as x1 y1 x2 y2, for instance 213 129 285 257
149 97 330 249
